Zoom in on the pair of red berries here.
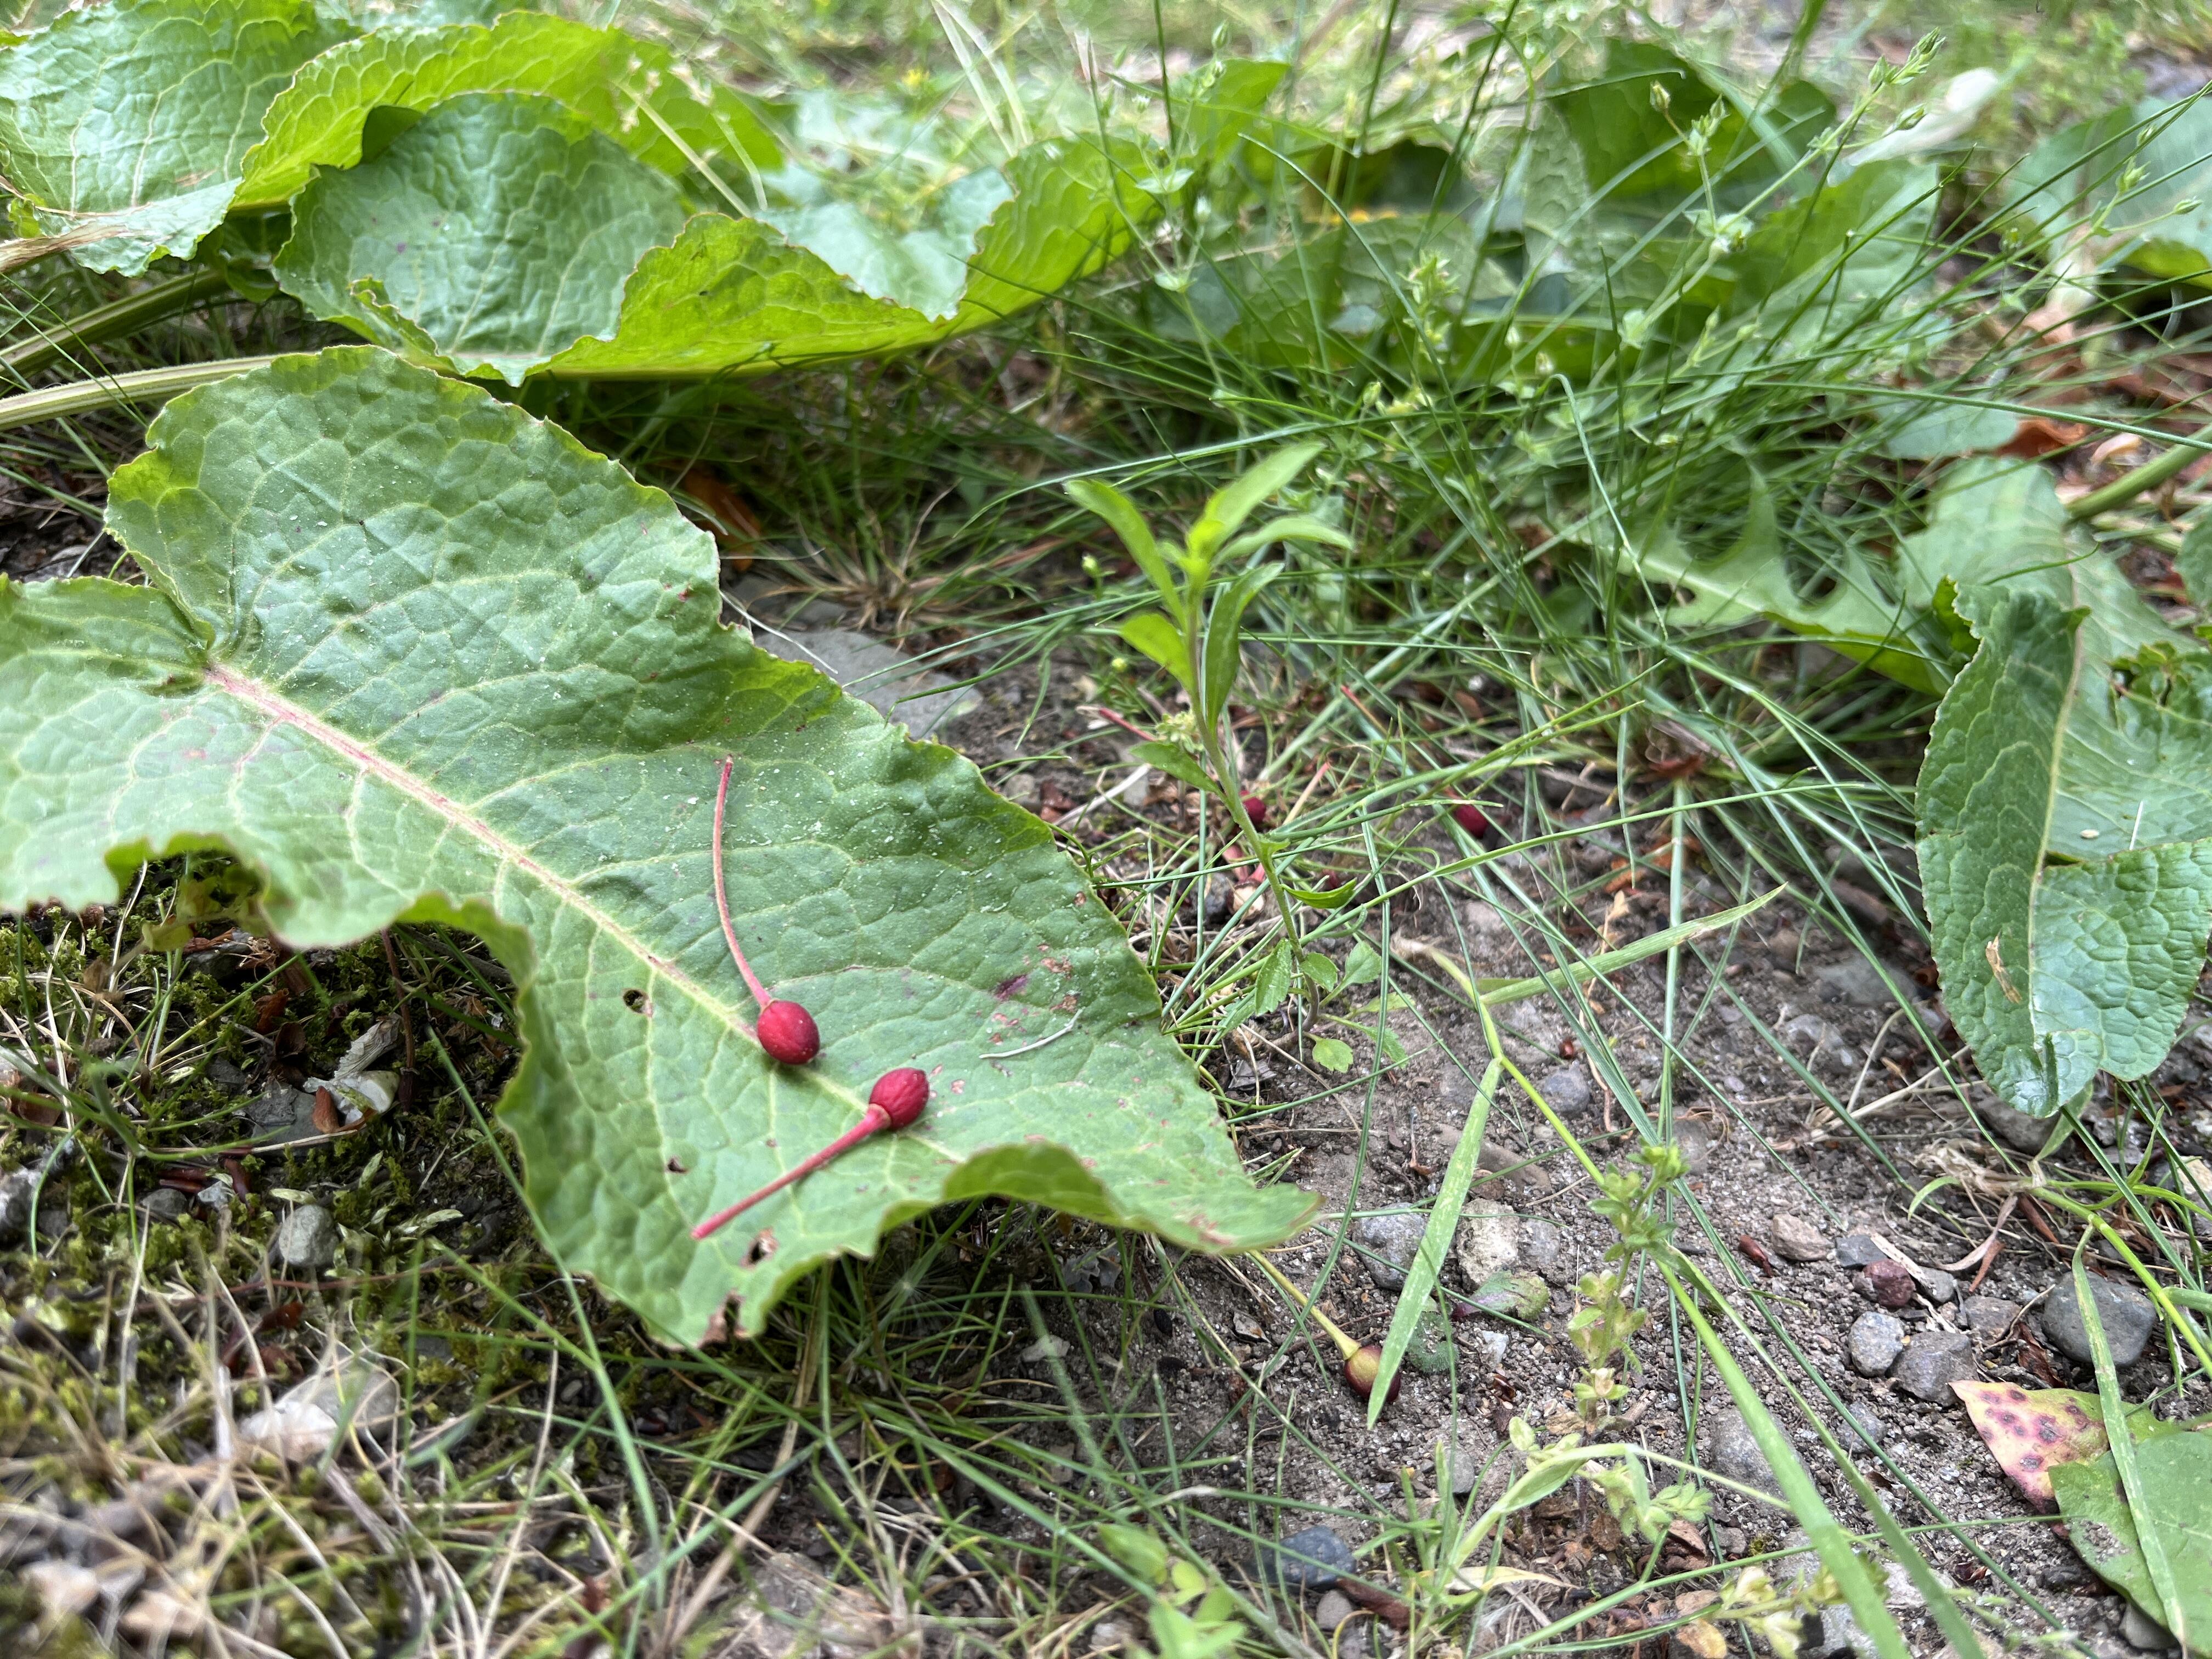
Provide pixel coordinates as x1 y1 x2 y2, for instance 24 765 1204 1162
692 757 928 1242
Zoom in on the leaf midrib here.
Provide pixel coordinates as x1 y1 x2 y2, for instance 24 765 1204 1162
204 659 870 1112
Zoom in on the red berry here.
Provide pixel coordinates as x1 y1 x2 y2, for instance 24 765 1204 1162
1240 793 1271 831
1451 803 1491 838
754 1000 820 1065
868 1067 929 1128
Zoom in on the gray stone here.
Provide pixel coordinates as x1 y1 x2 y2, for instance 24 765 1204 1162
997 771 1043 810
1833 1233 1884 1268
2040 1276 2159 1367
2123 1603 2178 1652
1841 1403 1885 1451
1783 1013 1859 1073
274 1204 337 1271
237 1352 398 1459
1702 1407 1778 1496
1962 1295 2021 1334
1518 1218 1572 1285
1468 1328 1510 1370
1814 959 1906 1008
1313 1590 1355 1632
205 1056 252 1093
1770 1213 1832 1263
1673 1117 1714 1174
1436 1421 1494 1496
1847 1311 1905 1376
245 1084 315 1133
1201 876 1234 927
1973 1093 2070 1154
1916 1268 1959 1305
753 627 979 739
1533 1065 1592 1115
0 1166 35 1243
142 1186 191 1223
1453 1204 1521 1283
1088 1618 1135 1653
1893 1329 1976 1402
1351 1210 1427 1292
1265 1525 1352 1590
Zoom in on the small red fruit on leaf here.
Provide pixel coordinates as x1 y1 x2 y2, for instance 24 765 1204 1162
1240 793 1271 831
1451 803 1491 838
1954 1381 2115 1510
693 1068 930 1240
869 1066 929 1127
713 756 820 1064
753 1000 821 1065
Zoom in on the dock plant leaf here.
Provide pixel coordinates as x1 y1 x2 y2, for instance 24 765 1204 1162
273 93 689 384
0 0 354 273
235 11 777 210
0 347 1314 1344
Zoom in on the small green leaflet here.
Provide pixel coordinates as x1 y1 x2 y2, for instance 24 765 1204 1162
0 347 1313 1344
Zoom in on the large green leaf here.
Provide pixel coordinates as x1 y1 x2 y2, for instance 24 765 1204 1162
1621 473 1945 694
2051 1432 2212 1650
234 11 777 211
2011 98 2212 291
0 0 355 274
273 94 689 385
1916 589 2212 1114
0 347 1312 1343
545 130 1166 379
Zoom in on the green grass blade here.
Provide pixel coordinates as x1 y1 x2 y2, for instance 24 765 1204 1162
1658 1260 1916 1659
2076 1251 2190 1645
1473 889 1782 1007
1368 1057 1504 1425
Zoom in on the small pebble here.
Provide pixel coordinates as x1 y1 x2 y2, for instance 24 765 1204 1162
1266 1525 1352 1591
1518 1218 1572 1285
1893 1329 1977 1403
142 1186 191 1223
2039 1276 2158 1368
1861 1260 1915 1308
1701 1407 1778 1496
1313 1590 1355 1632
1350 1210 1427 1293
1533 1065 1592 1115
1961 1295 2020 1334
274 1203 337 1271
1847 1310 1905 1376
1833 1233 1884 1268
0 1167 36 1243
1769 1212 1831 1263
1973 1092 2069 1154
1842 1403 1886 1450
2123 1604 2177 1652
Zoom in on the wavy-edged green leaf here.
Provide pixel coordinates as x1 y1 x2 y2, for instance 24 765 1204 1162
1620 475 1944 694
1917 590 2212 1114
0 347 1313 1343
235 11 776 211
546 131 1162 379
274 94 687 384
0 0 354 274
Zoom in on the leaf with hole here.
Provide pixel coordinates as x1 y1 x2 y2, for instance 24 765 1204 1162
0 347 1313 1344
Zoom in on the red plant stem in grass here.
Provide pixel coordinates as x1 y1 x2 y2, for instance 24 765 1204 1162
714 756 819 1064
692 1069 929 1240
